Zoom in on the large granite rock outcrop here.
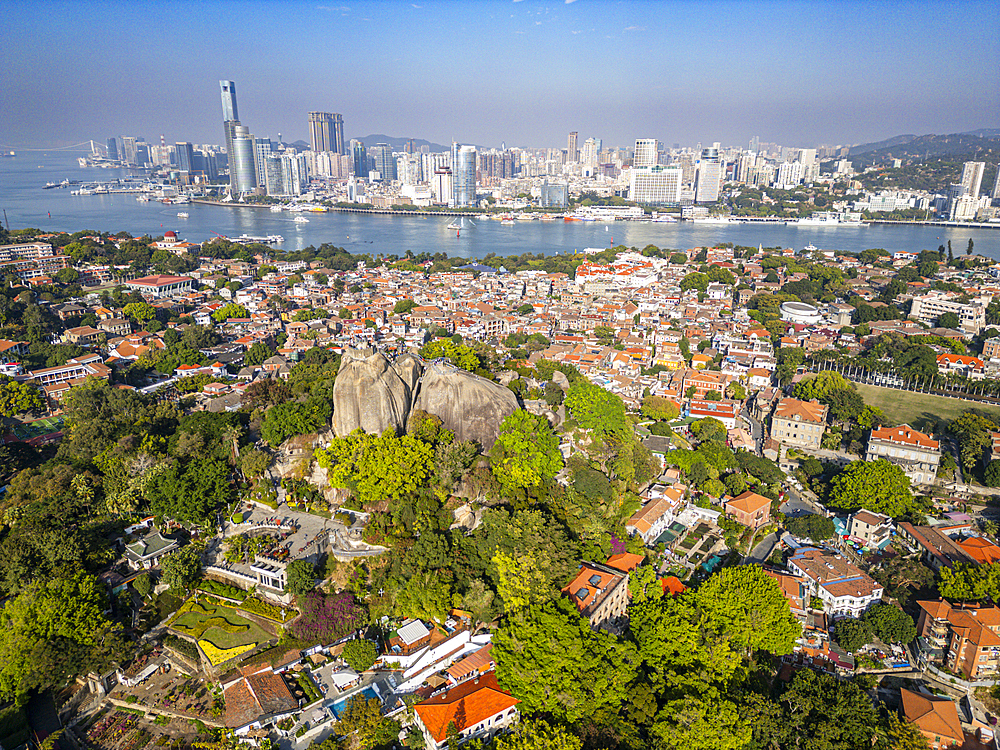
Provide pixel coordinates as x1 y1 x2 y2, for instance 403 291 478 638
332 348 422 436
413 361 518 450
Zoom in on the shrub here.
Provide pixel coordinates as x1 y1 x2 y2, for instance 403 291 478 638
198 639 258 666
342 639 378 672
239 596 294 622
290 592 365 643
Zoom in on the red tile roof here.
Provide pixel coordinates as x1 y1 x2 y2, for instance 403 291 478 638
414 672 518 743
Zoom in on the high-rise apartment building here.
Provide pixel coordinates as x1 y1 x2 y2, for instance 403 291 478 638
308 112 345 154
993 165 1000 199
633 139 658 168
451 143 477 208
351 139 367 177
695 145 723 202
120 136 138 166
961 162 986 197
581 138 602 168
175 142 195 172
253 138 274 190
106 138 119 162
370 144 396 182
567 131 579 163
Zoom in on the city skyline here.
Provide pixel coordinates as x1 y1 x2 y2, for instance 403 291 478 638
2 0 998 151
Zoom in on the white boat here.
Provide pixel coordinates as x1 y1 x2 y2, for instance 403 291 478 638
794 216 840 225
501 219 515 226
804 243 818 253
691 216 735 224
294 216 310 223
136 195 150 202
269 205 284 212
177 212 189 218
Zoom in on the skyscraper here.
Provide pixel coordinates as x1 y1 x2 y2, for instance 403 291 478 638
106 137 119 162
961 162 986 197
993 165 1000 199
370 144 396 182
567 132 578 163
451 143 477 208
175 142 195 172
231 125 258 193
350 139 367 177
695 145 723 203
633 139 658 168
308 112 344 154
254 138 274 190
220 80 239 123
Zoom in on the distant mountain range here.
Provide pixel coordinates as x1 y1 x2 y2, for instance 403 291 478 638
349 134 452 152
848 130 1000 162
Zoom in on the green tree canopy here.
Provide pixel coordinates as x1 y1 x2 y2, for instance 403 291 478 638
211 302 249 323
641 395 679 421
493 596 638 722
341 639 378 673
315 429 434 507
0 573 122 703
0 377 44 418
285 559 315 596
827 459 915 517
158 544 203 591
862 602 917 645
489 410 562 494
691 564 801 655
785 514 835 542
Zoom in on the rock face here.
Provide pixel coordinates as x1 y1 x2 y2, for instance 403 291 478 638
413 361 518 450
332 348 422 437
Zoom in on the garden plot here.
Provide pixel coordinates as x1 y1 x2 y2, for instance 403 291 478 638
169 599 271 666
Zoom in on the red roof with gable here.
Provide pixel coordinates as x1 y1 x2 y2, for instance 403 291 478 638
414 672 518 743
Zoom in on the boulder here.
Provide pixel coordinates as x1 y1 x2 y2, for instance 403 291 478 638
332 348 422 437
552 370 570 390
413 361 518 451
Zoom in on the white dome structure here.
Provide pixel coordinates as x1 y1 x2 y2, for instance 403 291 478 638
780 301 823 325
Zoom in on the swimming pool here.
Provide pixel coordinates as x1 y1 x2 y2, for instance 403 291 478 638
701 554 723 573
330 686 379 718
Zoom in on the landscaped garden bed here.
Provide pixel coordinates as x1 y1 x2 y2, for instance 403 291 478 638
169 599 270 667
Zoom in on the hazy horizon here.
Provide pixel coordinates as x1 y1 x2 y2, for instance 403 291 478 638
3 0 998 152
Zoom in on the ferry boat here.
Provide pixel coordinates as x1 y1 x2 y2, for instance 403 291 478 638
233 234 284 244
690 216 736 224
293 216 310 223
177 212 189 218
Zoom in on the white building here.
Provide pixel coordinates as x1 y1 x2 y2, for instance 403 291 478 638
633 138 659 168
629 166 682 204
788 547 883 618
909 292 988 333
775 161 803 189
865 424 941 486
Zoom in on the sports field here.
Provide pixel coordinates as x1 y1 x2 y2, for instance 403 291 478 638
854 383 1000 430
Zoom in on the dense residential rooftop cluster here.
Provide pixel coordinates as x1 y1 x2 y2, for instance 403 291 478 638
6 225 1000 750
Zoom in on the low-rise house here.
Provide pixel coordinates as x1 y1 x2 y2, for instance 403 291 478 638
561 561 630 632
723 491 772 530
413 672 519 750
957 536 1000 564
688 399 739 429
625 484 686 544
98 318 132 337
770 397 827 450
916 600 1000 682
787 547 882 618
900 689 963 750
896 523 974 571
124 530 179 570
389 619 433 657
64 325 102 345
937 353 985 379
845 510 894 550
865 424 941 486
223 665 299 734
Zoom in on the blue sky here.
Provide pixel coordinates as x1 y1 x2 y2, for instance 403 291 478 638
2 0 998 150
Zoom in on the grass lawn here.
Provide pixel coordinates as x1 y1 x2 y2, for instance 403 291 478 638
854 383 1000 431
171 600 270 650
